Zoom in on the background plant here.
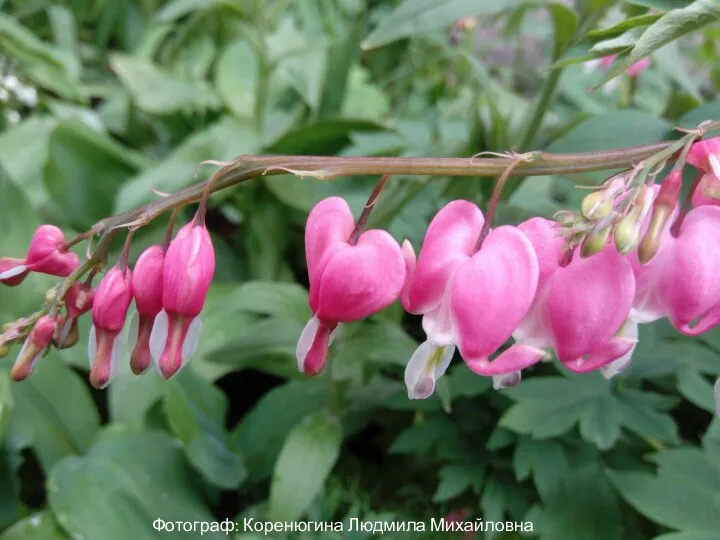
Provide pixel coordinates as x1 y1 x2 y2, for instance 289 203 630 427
0 0 719 539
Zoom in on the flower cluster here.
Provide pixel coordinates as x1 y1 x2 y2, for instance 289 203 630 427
296 137 720 412
1 210 215 388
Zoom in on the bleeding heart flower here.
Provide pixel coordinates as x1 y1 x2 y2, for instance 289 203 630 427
55 282 95 348
89 266 133 388
687 137 720 178
296 197 406 376
11 315 57 381
0 225 79 286
401 201 543 398
150 222 215 379
130 245 165 375
692 174 720 207
514 217 637 375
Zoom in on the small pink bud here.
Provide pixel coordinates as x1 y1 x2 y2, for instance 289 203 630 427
54 283 94 349
150 223 215 379
89 266 133 389
130 245 165 374
11 315 57 381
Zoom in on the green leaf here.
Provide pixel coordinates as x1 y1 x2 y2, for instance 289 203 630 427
587 14 663 41
110 53 221 114
615 390 678 443
654 532 719 540
115 116 258 212
0 446 21 529
676 99 720 134
43 120 143 228
433 463 485 502
232 380 326 481
513 438 569 501
319 17 366 117
537 464 622 540
211 281 310 323
268 412 342 521
596 0 720 87
0 511 68 540
163 370 247 490
0 373 11 444
48 427 226 540
677 370 716 412
625 0 695 9
156 0 235 23
215 40 257 119
362 0 547 49
0 14 84 100
547 3 578 59
4 360 100 473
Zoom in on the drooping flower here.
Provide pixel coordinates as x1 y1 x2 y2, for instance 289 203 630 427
583 54 651 94
150 222 215 379
296 197 406 376
88 266 133 388
55 282 94 348
402 201 543 397
130 245 165 374
11 315 58 381
514 217 637 375
0 225 79 286
687 137 720 178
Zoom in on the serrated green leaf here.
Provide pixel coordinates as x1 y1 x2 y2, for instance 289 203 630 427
48 427 225 540
268 412 342 521
513 438 568 501
596 0 720 88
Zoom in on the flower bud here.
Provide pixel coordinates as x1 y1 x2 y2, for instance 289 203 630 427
89 266 133 389
130 245 165 374
11 315 57 381
614 186 653 254
0 343 10 358
150 223 214 379
53 317 79 349
581 192 613 220
581 223 612 258
638 171 682 264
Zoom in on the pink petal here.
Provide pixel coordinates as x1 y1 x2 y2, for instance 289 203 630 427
296 317 336 376
656 206 720 332
400 239 417 309
600 319 639 379
517 217 564 291
546 246 635 363
687 138 720 173
562 336 637 374
314 229 405 322
402 200 484 315
692 174 720 207
451 226 538 362
305 197 355 311
465 344 548 376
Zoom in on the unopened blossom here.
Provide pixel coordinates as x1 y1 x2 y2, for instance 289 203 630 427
55 282 94 348
89 266 133 388
513 217 636 376
11 315 57 381
687 137 720 178
297 197 406 376
150 222 214 379
583 54 651 94
130 245 165 374
0 225 79 286
402 201 542 397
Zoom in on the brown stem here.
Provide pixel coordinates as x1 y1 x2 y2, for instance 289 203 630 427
476 158 527 250
671 171 703 237
349 175 392 245
163 207 181 249
117 229 135 272
61 230 93 251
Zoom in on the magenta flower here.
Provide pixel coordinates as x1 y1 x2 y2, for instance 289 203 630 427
89 266 133 388
0 225 79 286
150 222 215 379
296 197 406 376
687 137 720 178
596 54 651 77
632 206 720 335
11 315 57 381
514 218 637 376
402 201 543 398
130 245 165 375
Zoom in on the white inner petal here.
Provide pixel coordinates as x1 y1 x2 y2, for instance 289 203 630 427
149 310 169 368
180 316 203 371
600 319 639 379
296 316 320 373
422 292 455 347
0 264 27 280
709 154 720 180
493 371 521 390
87 325 97 368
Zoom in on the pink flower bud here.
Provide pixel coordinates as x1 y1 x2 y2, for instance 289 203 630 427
0 225 79 286
55 282 95 348
11 315 57 381
89 266 133 388
687 137 720 178
129 245 165 375
150 223 215 379
296 197 406 376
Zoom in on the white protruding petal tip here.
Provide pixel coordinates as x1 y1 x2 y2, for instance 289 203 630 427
0 264 27 280
181 317 202 369
493 371 521 390
87 325 97 367
709 154 720 180
405 341 452 400
296 316 320 373
149 310 169 367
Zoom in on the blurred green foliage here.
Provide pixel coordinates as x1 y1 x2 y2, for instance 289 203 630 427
0 0 719 539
